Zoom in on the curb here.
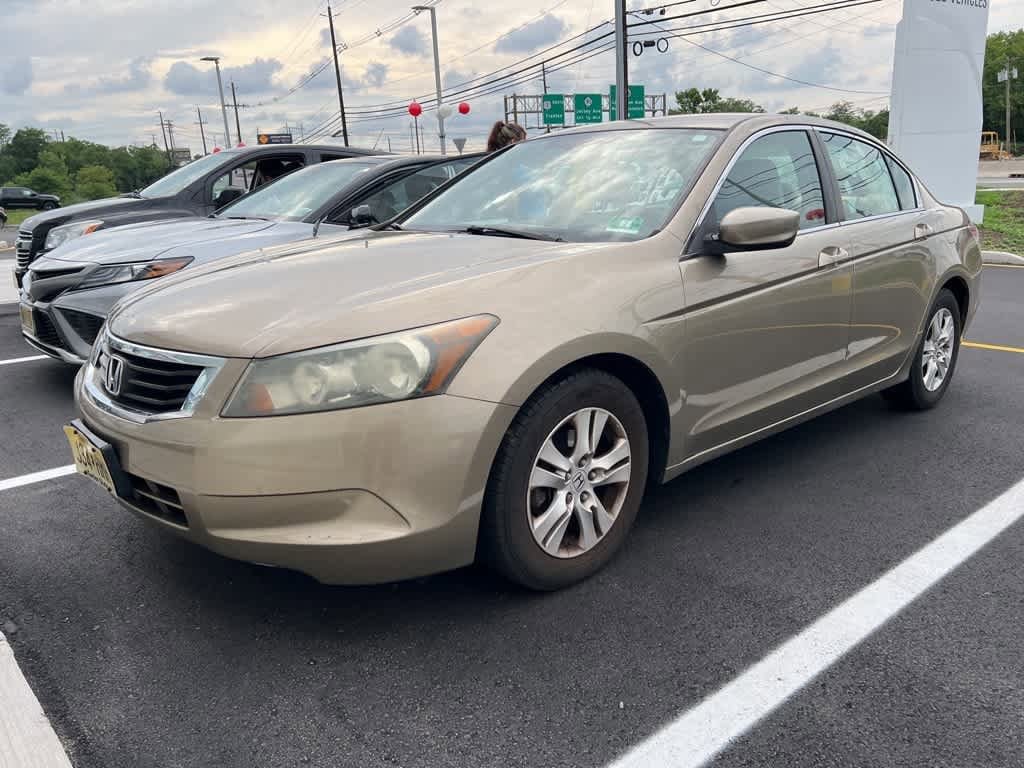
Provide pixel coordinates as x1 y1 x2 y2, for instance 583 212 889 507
982 250 1024 266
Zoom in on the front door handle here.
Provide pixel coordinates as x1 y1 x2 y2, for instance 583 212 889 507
915 223 934 240
818 246 849 269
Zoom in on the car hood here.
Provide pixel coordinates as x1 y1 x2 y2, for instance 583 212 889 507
109 231 598 358
42 218 289 265
21 195 149 232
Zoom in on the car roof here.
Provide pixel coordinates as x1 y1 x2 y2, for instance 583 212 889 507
213 144 384 158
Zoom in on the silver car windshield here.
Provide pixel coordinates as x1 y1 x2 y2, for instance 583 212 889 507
402 128 721 242
217 161 376 221
139 151 242 198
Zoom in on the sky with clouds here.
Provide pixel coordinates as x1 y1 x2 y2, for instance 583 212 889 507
0 0 1018 153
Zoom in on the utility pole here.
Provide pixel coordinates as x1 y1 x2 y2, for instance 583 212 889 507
60 130 65 142
542 63 550 133
195 106 209 154
230 81 243 146
165 120 176 152
200 57 232 152
324 2 350 146
614 0 628 121
157 111 171 162
413 5 446 154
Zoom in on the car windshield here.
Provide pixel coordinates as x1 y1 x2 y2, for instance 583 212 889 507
217 161 377 221
402 128 721 242
139 151 242 198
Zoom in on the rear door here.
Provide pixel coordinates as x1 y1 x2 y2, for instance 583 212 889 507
680 128 853 457
817 130 939 389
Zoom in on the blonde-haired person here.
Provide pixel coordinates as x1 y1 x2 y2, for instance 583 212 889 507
486 121 527 152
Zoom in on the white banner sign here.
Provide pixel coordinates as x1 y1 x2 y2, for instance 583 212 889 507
887 0 991 220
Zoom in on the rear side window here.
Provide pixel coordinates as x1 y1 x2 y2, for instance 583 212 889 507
886 157 917 211
708 131 826 232
821 133 900 220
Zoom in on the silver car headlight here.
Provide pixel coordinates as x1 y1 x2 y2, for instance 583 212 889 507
222 315 499 417
74 257 194 289
45 219 104 250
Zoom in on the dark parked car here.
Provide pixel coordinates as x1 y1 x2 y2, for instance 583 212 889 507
12 143 380 286
21 154 481 363
1 186 61 211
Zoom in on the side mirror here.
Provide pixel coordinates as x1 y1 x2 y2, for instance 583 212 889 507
708 207 800 254
348 204 377 229
213 186 246 210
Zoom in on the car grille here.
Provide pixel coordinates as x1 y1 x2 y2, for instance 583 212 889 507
31 310 65 350
126 473 188 527
98 346 205 413
60 309 105 346
16 230 33 270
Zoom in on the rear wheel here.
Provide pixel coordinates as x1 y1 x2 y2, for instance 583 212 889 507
882 288 961 410
41 201 57 210
480 369 649 590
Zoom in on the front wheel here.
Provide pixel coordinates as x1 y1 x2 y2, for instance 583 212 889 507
41 202 57 210
882 288 961 410
480 369 649 590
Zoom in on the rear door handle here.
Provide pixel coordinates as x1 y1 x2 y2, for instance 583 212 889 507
915 223 934 240
818 246 849 269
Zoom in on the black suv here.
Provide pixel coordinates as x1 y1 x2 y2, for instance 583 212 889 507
1 186 61 211
13 143 380 286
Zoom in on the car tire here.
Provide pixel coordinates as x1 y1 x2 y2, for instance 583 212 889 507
480 369 649 590
41 202 57 210
881 288 961 411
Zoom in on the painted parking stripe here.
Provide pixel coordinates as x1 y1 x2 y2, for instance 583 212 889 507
607 476 1024 768
0 466 76 493
982 263 1024 269
0 355 48 366
963 341 1024 355
0 632 74 768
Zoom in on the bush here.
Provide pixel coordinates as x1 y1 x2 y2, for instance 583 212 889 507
75 165 117 201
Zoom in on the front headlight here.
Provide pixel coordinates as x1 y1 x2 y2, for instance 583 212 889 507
45 219 104 250
74 256 194 290
222 315 499 417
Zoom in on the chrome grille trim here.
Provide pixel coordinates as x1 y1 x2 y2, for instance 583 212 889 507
15 230 33 270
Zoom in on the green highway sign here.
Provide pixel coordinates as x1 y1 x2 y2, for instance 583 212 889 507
609 84 646 120
542 94 565 125
574 93 603 124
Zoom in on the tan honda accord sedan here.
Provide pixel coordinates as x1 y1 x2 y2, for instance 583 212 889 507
69 114 982 589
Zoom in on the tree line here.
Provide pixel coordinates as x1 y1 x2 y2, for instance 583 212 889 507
0 125 172 204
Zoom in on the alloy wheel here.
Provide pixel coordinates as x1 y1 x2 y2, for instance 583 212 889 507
922 307 955 392
526 407 632 559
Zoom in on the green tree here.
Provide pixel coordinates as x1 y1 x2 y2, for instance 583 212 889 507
75 165 118 201
13 166 73 200
982 29 1024 152
0 124 10 146
5 128 49 174
671 88 763 114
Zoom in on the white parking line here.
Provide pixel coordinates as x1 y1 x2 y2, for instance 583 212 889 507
607 476 1024 768
0 355 48 366
0 632 74 768
0 466 76 492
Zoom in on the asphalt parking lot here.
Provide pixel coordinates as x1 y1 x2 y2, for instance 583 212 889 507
1 265 1023 768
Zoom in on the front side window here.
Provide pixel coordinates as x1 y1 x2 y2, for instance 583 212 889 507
402 129 721 243
706 131 826 233
353 160 475 223
140 151 241 198
821 133 900 220
217 161 375 221
886 157 917 211
210 155 305 201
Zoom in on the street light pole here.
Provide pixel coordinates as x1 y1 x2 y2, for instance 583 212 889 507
413 5 446 154
614 0 628 121
200 56 232 149
230 81 243 145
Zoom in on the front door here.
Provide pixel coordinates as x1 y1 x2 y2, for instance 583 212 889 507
680 129 852 458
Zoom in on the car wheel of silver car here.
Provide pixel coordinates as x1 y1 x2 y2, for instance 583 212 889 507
481 369 649 590
882 288 961 410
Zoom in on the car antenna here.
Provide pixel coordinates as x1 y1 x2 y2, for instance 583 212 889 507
313 214 328 239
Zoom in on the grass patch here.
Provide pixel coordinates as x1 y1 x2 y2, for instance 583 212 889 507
976 190 1024 254
0 209 34 231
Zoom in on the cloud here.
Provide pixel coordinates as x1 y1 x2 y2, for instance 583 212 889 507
363 61 388 88
390 26 427 57
86 57 153 94
320 27 333 48
787 43 843 86
494 15 567 54
165 57 283 96
444 69 476 89
1 56 33 95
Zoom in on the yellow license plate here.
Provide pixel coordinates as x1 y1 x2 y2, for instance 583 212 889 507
64 425 117 495
19 302 35 337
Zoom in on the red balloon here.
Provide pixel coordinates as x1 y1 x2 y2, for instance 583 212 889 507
408 101 423 117
237 141 246 147
212 146 222 153
458 102 470 115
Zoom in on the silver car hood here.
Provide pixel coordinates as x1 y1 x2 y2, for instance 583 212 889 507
109 231 599 358
43 217 292 265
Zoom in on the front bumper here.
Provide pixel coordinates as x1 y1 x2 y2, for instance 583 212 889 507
74 364 517 584
20 281 134 364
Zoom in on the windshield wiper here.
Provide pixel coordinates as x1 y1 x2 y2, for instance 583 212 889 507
462 225 563 242
223 215 270 221
373 221 403 231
